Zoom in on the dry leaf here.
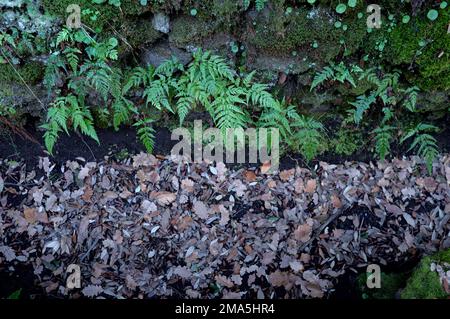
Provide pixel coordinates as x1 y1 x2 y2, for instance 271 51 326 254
295 219 313 243
260 161 272 174
243 170 257 182
279 169 295 182
331 195 342 208
24 207 37 224
305 179 317 193
193 201 210 219
151 191 176 206
81 285 103 297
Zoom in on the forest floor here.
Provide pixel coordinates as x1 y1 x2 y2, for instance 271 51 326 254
0 142 449 298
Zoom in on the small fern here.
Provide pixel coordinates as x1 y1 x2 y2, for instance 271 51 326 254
289 115 325 162
401 123 439 174
134 118 156 153
372 125 394 161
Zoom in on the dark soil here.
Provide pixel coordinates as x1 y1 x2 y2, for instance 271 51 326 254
1 114 449 171
0 263 45 300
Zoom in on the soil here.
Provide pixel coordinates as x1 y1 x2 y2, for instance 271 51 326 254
1 114 449 171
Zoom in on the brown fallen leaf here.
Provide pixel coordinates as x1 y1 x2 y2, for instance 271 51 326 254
151 191 176 206
24 207 37 224
24 207 48 224
305 179 317 193
243 170 257 182
331 194 342 208
193 200 210 219
81 285 103 298
260 161 272 174
82 186 93 202
215 275 234 288
279 169 295 182
294 219 313 243
181 179 194 192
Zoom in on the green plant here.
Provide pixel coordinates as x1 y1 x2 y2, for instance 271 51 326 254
311 63 440 169
401 250 450 299
126 49 296 149
42 27 134 154
330 128 362 156
0 31 16 64
243 0 268 11
310 62 363 91
401 123 439 174
6 289 22 300
288 115 325 162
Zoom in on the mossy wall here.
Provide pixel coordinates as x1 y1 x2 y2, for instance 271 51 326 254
1 0 449 117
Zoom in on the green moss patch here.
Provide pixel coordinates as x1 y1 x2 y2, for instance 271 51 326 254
401 250 450 299
0 61 45 85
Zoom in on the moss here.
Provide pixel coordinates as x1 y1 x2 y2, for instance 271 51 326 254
118 18 162 49
358 272 408 299
0 61 45 85
384 9 450 91
401 250 450 299
330 128 363 156
250 6 366 63
41 0 149 31
169 16 219 47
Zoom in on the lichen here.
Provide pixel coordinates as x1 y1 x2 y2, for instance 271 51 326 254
249 6 366 63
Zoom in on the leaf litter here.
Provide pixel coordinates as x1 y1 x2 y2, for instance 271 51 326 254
0 153 449 298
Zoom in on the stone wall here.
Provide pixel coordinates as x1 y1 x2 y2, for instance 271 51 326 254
1 0 448 117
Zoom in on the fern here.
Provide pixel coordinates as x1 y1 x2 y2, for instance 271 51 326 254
311 62 363 91
402 86 419 112
311 66 335 91
134 118 156 153
289 115 325 162
64 48 81 72
144 78 174 113
42 121 61 155
349 93 377 124
401 123 439 174
55 28 72 47
373 125 394 161
255 0 268 11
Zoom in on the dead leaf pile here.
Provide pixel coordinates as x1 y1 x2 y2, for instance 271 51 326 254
0 153 449 299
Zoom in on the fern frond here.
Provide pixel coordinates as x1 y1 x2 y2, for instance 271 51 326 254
372 125 394 161
134 119 156 153
63 48 81 72
311 66 335 91
176 95 194 125
290 115 325 161
402 86 419 112
401 123 439 174
255 0 268 11
56 28 72 47
349 93 376 124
